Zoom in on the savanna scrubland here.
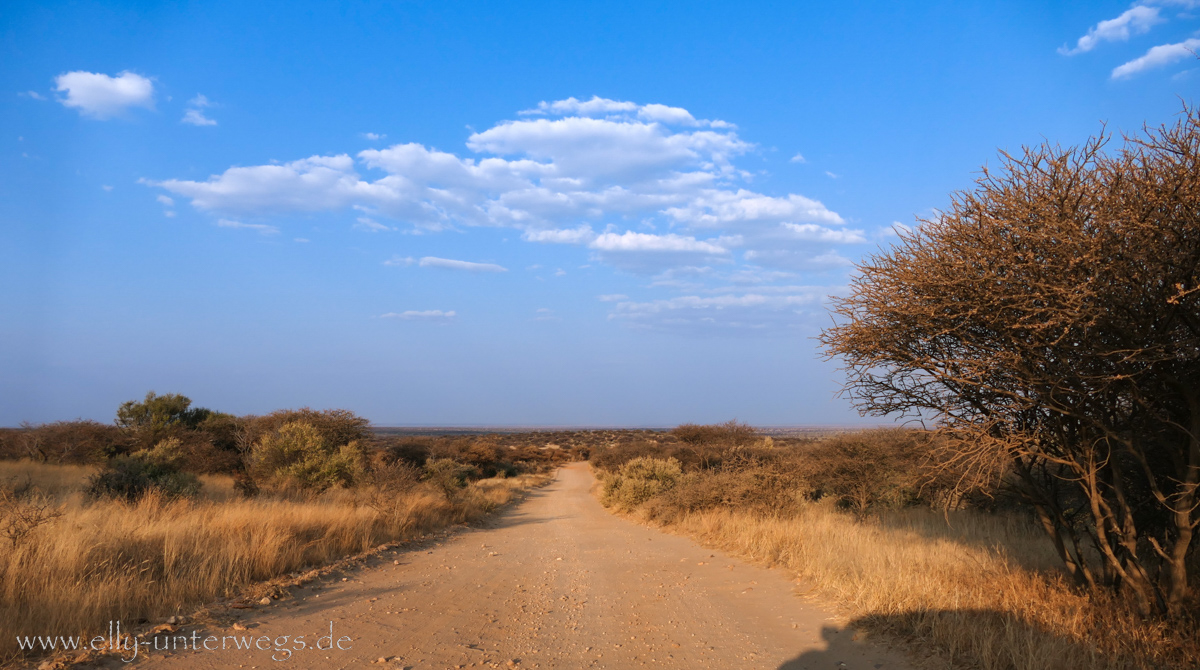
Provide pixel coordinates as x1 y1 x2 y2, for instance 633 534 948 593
0 395 581 662
589 110 1200 670
2 110 1197 670
592 424 1198 669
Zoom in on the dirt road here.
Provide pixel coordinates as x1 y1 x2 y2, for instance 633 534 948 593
142 463 913 669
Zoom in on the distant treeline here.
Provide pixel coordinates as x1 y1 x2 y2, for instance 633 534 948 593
0 392 578 499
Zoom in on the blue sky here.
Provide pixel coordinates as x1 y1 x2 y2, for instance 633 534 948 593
2 1 1198 426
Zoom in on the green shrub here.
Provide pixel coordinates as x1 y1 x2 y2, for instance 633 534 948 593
249 421 364 491
246 409 370 453
643 467 811 521
595 427 988 519
428 437 518 478
378 438 433 468
600 457 682 510
423 458 477 499
116 392 214 450
87 438 201 500
588 440 665 472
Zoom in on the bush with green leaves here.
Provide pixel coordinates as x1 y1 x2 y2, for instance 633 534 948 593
600 457 682 510
249 421 364 491
87 437 201 500
116 392 214 449
245 409 370 453
423 458 477 499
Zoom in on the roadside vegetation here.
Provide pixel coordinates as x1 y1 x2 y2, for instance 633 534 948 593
592 104 1200 670
0 394 580 661
591 423 1199 669
820 110 1200 622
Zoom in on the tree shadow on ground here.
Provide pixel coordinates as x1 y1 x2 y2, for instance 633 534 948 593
778 608 1114 670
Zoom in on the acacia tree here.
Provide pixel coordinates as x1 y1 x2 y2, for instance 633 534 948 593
820 110 1200 616
116 391 213 448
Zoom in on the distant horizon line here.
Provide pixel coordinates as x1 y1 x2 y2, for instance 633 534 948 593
370 422 892 430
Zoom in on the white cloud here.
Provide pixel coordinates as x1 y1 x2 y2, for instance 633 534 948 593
148 98 855 277
648 265 714 290
638 103 698 125
361 132 386 141
649 265 800 290
521 96 639 116
294 237 310 243
1060 6 1164 55
354 216 392 232
21 91 46 101
615 292 816 312
383 255 414 266
880 221 912 238
597 294 628 302
588 231 728 254
554 268 566 276
587 232 733 274
156 195 175 207
465 116 751 181
101 185 113 192
725 267 796 284
1112 38 1200 78
215 218 280 234
182 108 216 126
609 288 833 330
521 225 595 244
665 190 842 227
150 155 367 212
790 153 806 163
381 310 456 322
55 70 154 118
781 222 866 243
181 94 217 125
743 248 853 271
164 211 176 218
522 96 732 130
418 256 508 272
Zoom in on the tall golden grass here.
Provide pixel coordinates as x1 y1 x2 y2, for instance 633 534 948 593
0 461 542 660
643 501 1197 669
0 460 96 495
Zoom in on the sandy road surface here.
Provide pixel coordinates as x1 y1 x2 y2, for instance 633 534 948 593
141 463 913 669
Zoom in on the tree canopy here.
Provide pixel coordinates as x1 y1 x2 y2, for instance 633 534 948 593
116 391 211 430
821 109 1200 615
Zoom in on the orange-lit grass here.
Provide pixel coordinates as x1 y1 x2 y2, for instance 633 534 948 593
0 462 543 659
633 497 1197 669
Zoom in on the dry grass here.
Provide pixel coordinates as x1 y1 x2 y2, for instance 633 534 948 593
590 427 1199 668
0 461 545 660
642 501 1196 669
0 460 96 496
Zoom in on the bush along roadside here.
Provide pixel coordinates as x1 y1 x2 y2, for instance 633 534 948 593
589 423 1200 670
